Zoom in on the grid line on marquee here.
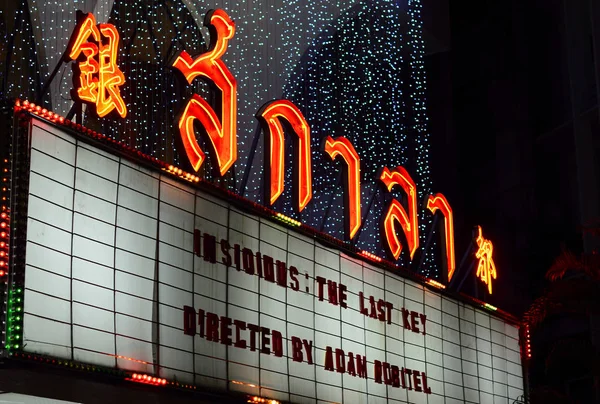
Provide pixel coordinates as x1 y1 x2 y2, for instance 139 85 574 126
76 148 121 184
28 148 75 177
171 252 522 365
26 215 73 242
457 310 470 404
25 240 72 270
439 300 449 401
283 212 291 402
77 140 120 163
23 286 71 313
190 183 200 387
24 292 153 341
31 121 77 144
255 216 263 397
29 145 166 212
24 221 523 371
27 194 73 232
28 171 74 207
21 311 72 327
24 299 448 403
85 282 519 386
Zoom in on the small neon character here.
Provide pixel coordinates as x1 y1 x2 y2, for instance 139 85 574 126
474 226 497 294
67 11 126 118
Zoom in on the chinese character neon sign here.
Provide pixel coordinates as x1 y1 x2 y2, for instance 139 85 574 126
66 11 126 118
475 226 497 294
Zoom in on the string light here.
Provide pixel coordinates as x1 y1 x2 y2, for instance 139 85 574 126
407 0 437 278
360 250 383 263
5 286 24 351
524 324 532 359
426 279 446 290
275 213 302 227
248 396 280 404
250 0 438 278
0 150 18 351
3 1 436 277
127 373 168 386
12 353 203 390
1 1 45 103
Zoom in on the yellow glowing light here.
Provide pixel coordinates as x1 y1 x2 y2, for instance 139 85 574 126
426 279 446 290
67 12 126 118
475 226 497 294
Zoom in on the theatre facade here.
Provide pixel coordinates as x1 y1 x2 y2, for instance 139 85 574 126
1 1 526 403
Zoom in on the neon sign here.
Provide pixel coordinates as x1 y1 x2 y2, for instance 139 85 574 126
61 9 499 289
66 11 126 118
257 100 312 212
475 226 497 294
172 9 237 175
426 193 455 282
323 136 361 239
379 166 419 260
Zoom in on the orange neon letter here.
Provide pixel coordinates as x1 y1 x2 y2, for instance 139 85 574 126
67 12 126 118
68 13 100 104
256 100 312 212
379 166 419 260
474 226 497 294
323 136 361 239
96 24 126 118
426 193 455 282
172 9 237 175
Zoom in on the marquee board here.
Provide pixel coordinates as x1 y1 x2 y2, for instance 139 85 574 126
20 116 524 403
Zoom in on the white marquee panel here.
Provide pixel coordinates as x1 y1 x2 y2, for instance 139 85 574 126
22 118 524 404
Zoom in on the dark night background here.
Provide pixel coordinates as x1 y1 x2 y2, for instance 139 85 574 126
422 0 600 317
424 1 600 400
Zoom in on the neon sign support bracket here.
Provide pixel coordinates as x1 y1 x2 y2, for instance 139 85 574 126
36 56 68 106
449 241 477 293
